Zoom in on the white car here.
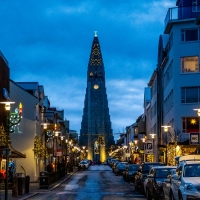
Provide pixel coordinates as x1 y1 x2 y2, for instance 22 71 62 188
79 160 89 169
170 157 200 200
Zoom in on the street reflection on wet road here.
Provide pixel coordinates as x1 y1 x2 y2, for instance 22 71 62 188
28 165 145 200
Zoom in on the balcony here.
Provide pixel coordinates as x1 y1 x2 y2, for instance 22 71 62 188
164 6 200 34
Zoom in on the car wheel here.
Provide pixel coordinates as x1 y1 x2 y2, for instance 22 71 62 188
135 184 138 191
169 190 175 200
178 192 183 200
146 189 152 200
153 191 158 200
140 185 144 194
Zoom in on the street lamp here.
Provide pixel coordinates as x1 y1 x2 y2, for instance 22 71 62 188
161 125 171 165
0 101 15 200
150 134 156 162
141 137 146 162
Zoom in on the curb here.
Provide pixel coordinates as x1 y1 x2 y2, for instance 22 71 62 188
19 170 77 200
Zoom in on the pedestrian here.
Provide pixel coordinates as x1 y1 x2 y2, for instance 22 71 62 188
47 162 53 173
8 159 14 183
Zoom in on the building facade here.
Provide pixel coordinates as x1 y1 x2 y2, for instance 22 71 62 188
144 0 200 164
79 32 115 162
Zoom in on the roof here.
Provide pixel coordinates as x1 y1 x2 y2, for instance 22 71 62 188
185 161 200 164
0 146 26 158
15 82 39 90
179 155 200 162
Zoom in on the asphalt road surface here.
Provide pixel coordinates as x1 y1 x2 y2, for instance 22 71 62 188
28 165 146 200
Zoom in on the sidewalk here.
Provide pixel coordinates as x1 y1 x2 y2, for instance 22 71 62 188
0 170 76 200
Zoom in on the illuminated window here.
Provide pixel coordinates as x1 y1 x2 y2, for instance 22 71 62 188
181 56 199 73
182 117 199 133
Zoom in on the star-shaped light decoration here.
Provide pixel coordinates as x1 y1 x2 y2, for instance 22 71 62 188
191 119 197 125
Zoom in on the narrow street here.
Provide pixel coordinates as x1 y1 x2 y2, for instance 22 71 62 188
28 165 146 200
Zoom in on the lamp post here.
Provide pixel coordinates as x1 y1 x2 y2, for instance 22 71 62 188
141 137 146 162
150 134 156 162
193 108 200 133
161 125 171 165
0 101 15 200
193 108 200 152
54 130 59 171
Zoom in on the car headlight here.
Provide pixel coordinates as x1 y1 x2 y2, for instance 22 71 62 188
184 183 197 192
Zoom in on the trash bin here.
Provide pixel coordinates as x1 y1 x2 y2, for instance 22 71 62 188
25 176 30 193
40 171 49 189
18 177 25 195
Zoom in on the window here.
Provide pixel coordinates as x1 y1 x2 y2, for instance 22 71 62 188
181 87 199 103
181 56 199 73
182 117 199 133
192 0 200 12
181 29 198 42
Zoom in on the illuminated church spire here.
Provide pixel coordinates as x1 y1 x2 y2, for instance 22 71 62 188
79 32 114 162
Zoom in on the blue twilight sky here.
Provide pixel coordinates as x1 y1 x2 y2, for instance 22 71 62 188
0 0 175 139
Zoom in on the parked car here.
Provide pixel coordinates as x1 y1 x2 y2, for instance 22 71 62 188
110 158 119 168
78 160 89 170
170 159 200 200
114 162 129 176
163 169 176 200
123 164 140 182
145 166 176 200
112 160 120 173
134 162 165 194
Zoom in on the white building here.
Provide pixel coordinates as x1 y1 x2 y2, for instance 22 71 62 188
145 0 200 163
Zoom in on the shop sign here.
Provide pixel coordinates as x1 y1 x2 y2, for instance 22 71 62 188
190 133 200 145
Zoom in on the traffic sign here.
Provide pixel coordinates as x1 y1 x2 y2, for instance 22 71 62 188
190 133 200 145
146 142 153 150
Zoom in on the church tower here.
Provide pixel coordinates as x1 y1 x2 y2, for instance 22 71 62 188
79 32 114 162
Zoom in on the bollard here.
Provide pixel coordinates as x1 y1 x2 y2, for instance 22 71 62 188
12 176 18 198
25 176 30 193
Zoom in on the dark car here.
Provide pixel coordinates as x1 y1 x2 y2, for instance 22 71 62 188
112 160 120 173
109 158 118 167
114 162 129 176
134 162 165 194
146 166 176 200
162 169 176 200
123 164 140 182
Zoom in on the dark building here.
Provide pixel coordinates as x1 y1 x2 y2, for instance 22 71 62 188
79 32 114 162
0 51 10 128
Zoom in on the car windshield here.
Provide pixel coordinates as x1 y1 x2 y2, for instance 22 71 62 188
156 168 175 178
184 164 200 177
143 163 165 172
129 165 140 171
80 161 87 164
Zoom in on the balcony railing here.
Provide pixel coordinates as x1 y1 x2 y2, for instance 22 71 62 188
164 6 200 32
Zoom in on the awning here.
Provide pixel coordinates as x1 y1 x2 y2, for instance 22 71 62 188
0 146 26 158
